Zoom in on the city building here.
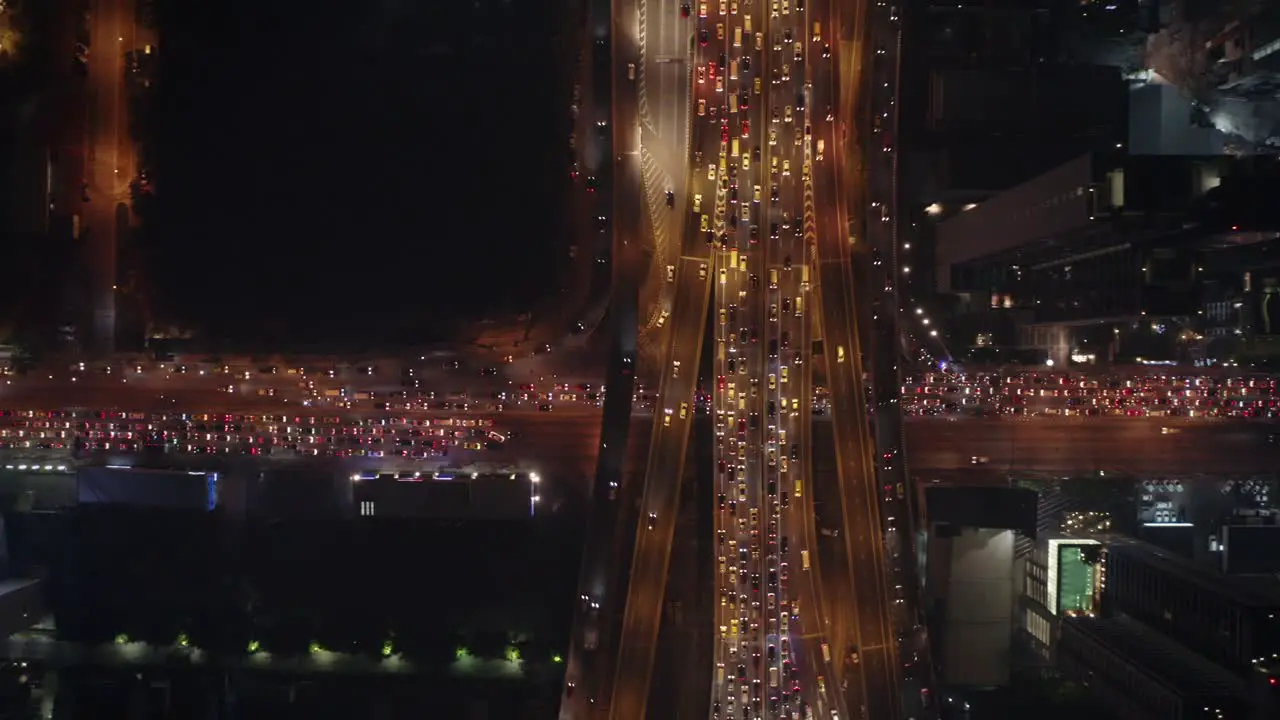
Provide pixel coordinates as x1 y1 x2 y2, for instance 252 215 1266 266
1052 537 1280 718
1020 535 1103 663
1057 614 1269 720
899 0 1131 300
932 152 1280 365
351 470 540 520
921 486 1037 687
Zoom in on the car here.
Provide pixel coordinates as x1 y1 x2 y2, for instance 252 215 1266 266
667 264 676 282
699 263 709 279
693 193 703 212
722 125 730 142
663 410 672 426
741 120 750 137
720 267 728 284
822 43 831 58
701 214 711 232
699 1 708 17
680 402 689 419
782 159 791 176
708 163 717 180
681 3 691 17
699 29 709 45
666 190 675 207
769 128 777 146
698 66 706 84
717 23 725 40
698 98 707 115
647 512 657 529
753 184 761 203
971 456 990 465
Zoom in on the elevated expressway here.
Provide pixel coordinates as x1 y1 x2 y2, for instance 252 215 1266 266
588 0 713 716
810 0 904 716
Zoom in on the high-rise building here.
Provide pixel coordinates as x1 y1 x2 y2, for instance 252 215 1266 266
1050 537 1280 719
900 0 1131 305
930 152 1280 364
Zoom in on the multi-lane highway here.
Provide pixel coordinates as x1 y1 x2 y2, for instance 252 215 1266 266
602 0 715 698
683 0 847 718
806 0 907 716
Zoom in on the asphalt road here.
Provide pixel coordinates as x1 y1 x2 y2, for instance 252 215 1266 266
607 256 711 719
902 417 1280 476
84 0 142 349
635 0 692 342
806 0 905 715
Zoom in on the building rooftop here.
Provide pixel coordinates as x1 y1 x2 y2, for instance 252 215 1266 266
1108 537 1280 609
1065 615 1253 702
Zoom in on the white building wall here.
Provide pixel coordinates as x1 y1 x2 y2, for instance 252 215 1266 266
941 527 1016 687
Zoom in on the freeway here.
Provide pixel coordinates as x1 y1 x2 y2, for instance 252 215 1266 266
852 0 934 713
700 0 843 716
901 417 1280 476
84 0 144 350
1 375 1275 479
634 0 694 351
604 0 722 716
608 255 711 719
808 0 905 716
481 416 1280 483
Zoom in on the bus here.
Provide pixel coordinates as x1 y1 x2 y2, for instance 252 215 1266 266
801 549 810 570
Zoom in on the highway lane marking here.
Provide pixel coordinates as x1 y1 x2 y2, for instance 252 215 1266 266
637 0 655 135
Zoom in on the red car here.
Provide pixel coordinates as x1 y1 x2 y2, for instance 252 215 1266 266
708 62 716 79
680 3 690 17
741 120 750 138
722 126 730 142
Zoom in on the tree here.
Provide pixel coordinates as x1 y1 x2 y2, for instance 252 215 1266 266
469 629 510 661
